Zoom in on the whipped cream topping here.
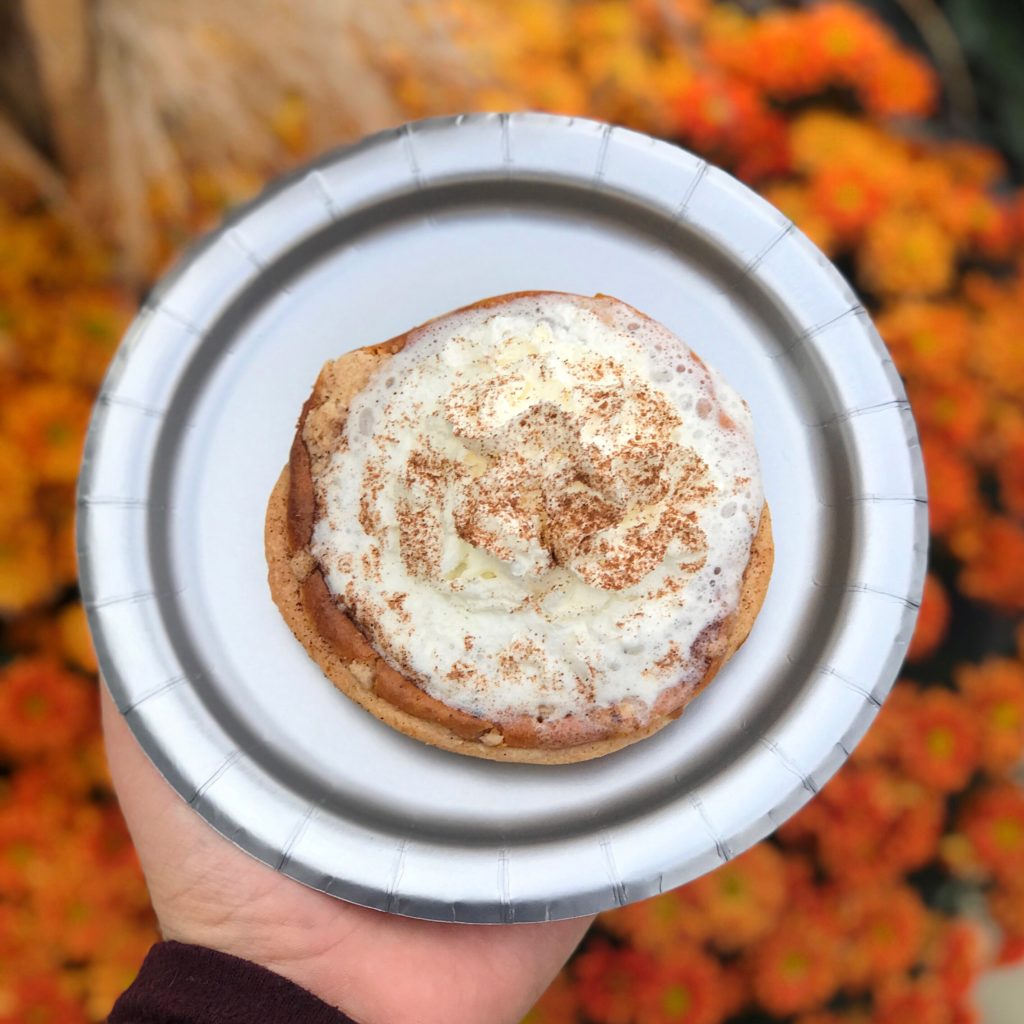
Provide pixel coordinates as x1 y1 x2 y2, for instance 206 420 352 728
311 294 763 724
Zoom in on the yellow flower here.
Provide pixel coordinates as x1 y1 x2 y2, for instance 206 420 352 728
0 382 93 486
788 111 893 174
0 520 56 616
58 603 99 676
858 209 956 298
0 436 33 535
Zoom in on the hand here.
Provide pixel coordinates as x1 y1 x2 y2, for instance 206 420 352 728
101 686 593 1024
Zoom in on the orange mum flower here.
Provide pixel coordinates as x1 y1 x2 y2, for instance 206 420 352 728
674 73 759 153
835 883 928 988
927 920 987 1002
574 941 656 1024
906 378 986 453
0 520 58 616
970 294 1024 404
956 516 1024 611
939 142 1007 187
17 287 132 390
808 164 888 243
858 210 956 298
0 974 88 1024
0 381 93 486
602 890 705 952
895 687 980 793
33 864 121 964
0 435 34 535
80 927 157 1023
919 434 980 537
907 575 951 663
0 799 52 897
780 764 945 884
955 658 1024 775
747 910 842 1016
807 2 888 83
522 970 578 1024
859 48 938 118
788 110 893 174
849 683 908 766
57 602 99 675
0 658 96 761
677 842 787 952
873 974 956 1024
716 10 829 99
996 433 1024 519
959 785 1024 882
874 301 972 385
635 944 726 1024
990 876 1024 947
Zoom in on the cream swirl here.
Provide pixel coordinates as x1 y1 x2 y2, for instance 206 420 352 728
311 294 763 723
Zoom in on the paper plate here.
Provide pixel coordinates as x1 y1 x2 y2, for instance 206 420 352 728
78 113 927 923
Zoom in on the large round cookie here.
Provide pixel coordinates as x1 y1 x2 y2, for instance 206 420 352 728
265 293 774 764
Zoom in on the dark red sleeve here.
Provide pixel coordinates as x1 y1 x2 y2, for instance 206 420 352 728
107 941 359 1024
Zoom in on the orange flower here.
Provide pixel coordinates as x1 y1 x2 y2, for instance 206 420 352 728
779 764 945 883
956 516 1024 611
859 49 937 118
996 433 1024 519
574 941 656 1024
0 435 33 535
677 842 787 952
939 142 1006 187
873 974 955 1024
786 108 903 176
0 658 96 761
808 164 888 243
33 865 121 964
0 381 93 485
970 292 1024 403
0 519 58 616
57 602 99 675
835 883 928 988
894 688 980 793
15 288 132 390
635 944 726 1024
958 784 1024 882
0 974 88 1024
906 575 950 663
807 2 889 82
747 909 843 1016
927 920 987 1002
906 378 986 453
940 189 1014 259
850 682 914 765
858 210 956 298
522 970 578 1024
874 301 972 386
711 10 829 99
990 876 1024 946
674 73 760 153
955 658 1024 775
0 797 53 896
602 890 705 952
919 435 979 537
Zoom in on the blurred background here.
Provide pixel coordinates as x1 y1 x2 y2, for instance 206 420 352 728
0 1 1022 1021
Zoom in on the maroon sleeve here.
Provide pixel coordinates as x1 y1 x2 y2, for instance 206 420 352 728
108 941 359 1024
